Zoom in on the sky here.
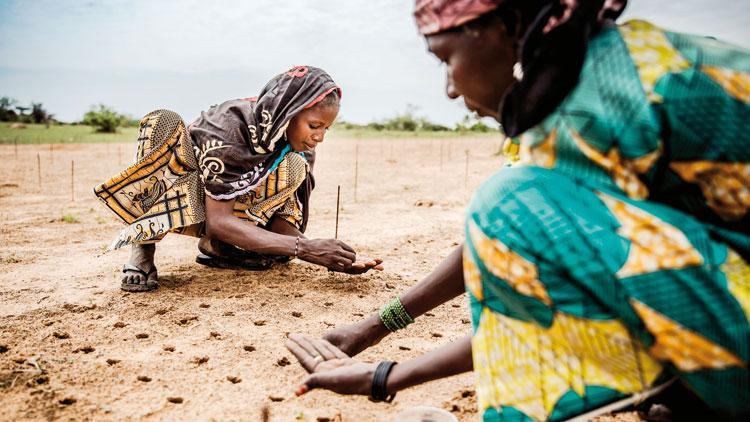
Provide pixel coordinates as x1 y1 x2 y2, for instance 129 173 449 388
0 0 748 125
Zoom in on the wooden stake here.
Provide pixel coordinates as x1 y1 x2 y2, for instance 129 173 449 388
37 153 41 190
353 144 359 202
70 160 75 201
335 185 341 239
14 137 18 158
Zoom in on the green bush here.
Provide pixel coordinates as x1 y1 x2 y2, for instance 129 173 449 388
82 104 126 133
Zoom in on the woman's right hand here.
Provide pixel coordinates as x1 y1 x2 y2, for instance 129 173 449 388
297 238 357 270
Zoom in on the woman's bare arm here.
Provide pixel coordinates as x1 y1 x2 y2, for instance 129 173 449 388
205 197 382 272
386 335 473 393
206 197 301 256
325 245 465 355
286 333 473 397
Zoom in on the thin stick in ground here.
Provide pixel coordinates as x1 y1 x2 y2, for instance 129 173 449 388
353 144 359 202
37 153 41 190
70 160 75 202
335 185 341 239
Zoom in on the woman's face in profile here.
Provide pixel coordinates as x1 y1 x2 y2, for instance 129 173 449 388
286 104 339 152
426 20 518 121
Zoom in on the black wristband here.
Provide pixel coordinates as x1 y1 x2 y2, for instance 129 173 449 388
371 361 398 403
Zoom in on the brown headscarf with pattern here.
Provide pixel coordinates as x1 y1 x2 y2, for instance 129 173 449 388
189 65 340 231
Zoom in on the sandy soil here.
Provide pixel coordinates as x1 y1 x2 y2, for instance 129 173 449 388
0 135 506 421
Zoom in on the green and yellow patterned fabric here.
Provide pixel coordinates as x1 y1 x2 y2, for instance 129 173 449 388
469 20 749 421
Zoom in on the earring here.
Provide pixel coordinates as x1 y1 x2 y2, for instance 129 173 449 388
513 62 524 81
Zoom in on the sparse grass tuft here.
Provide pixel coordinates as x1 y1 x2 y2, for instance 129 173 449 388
60 213 80 224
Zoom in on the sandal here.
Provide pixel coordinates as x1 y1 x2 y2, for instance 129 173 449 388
195 252 275 271
121 263 158 292
196 238 276 271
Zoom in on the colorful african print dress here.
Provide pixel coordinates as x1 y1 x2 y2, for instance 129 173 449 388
94 107 309 250
466 20 750 421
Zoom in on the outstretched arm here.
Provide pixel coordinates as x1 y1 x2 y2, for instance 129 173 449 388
286 333 473 397
205 196 381 272
325 245 465 355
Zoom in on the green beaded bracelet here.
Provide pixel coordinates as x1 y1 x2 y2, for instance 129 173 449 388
379 297 415 332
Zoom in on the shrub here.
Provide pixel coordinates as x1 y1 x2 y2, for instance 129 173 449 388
82 104 126 133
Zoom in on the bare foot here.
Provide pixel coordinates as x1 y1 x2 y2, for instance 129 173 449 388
121 244 157 292
323 314 389 357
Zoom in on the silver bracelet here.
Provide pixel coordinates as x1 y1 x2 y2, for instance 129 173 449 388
293 236 300 259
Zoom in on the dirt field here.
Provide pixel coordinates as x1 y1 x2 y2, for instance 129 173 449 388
0 135 504 421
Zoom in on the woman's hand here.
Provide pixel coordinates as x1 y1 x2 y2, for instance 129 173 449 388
297 238 356 269
285 333 376 396
297 239 383 273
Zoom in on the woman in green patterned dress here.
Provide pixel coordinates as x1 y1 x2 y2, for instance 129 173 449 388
285 1 750 420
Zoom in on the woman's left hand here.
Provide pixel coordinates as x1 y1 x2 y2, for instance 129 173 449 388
285 333 377 396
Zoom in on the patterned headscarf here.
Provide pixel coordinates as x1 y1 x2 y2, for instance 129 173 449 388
190 66 340 201
413 0 628 137
414 0 503 35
